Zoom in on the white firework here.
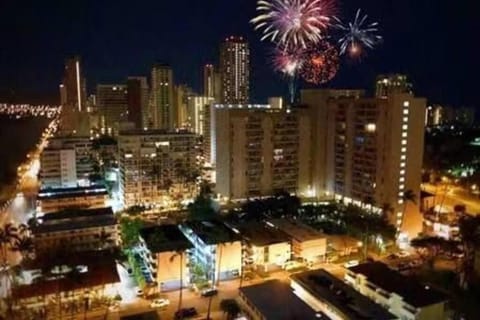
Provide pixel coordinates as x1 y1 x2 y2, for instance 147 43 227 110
251 0 334 49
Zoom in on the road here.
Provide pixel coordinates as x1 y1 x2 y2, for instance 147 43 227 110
423 183 480 214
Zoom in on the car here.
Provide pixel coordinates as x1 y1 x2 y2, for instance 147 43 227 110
201 288 218 297
135 288 144 296
344 260 360 268
150 298 170 308
174 307 198 319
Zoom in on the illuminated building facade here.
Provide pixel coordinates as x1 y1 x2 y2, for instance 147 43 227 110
220 36 250 104
96 84 128 133
187 96 214 135
151 63 174 130
215 106 312 199
376 74 413 98
301 89 426 230
118 130 197 208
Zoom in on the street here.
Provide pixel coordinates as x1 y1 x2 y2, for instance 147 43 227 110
423 183 480 214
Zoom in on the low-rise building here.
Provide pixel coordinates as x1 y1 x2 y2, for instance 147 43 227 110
345 262 449 320
138 224 193 291
12 250 120 316
234 222 291 272
180 220 242 283
37 185 109 214
291 269 395 320
32 207 119 253
270 219 327 262
239 280 326 320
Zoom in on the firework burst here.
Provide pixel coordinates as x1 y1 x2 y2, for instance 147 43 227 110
300 41 339 84
335 9 382 57
251 0 335 49
273 46 306 76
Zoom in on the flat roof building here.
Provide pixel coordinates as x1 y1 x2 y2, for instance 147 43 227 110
291 269 396 320
345 262 448 320
270 219 327 262
32 207 119 253
37 185 109 214
239 280 328 320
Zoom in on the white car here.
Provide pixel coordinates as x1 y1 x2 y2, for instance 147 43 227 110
150 299 170 308
344 260 360 268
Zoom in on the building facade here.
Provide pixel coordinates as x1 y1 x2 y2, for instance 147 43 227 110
127 76 149 129
187 96 214 135
376 74 413 98
40 148 77 188
301 90 426 230
220 36 250 104
215 106 312 199
96 84 128 133
37 185 109 214
151 63 174 130
118 130 197 208
345 262 448 320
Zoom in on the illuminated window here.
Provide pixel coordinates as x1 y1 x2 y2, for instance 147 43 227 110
402 124 408 130
401 147 407 153
365 123 377 132
403 101 410 107
400 170 406 175
403 117 409 122
398 199 404 204
400 162 406 168
402 140 407 145
399 184 405 190
402 132 408 138
401 155 406 160
399 177 405 182
403 109 409 115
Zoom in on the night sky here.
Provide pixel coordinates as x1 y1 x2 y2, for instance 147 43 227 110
0 0 478 107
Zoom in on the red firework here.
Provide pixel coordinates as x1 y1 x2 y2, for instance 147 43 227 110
300 41 339 84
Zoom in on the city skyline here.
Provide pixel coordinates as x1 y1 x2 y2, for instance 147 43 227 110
0 0 477 107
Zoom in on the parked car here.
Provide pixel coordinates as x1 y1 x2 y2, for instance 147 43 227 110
174 307 198 319
201 288 218 297
135 288 144 296
344 260 360 268
150 298 170 308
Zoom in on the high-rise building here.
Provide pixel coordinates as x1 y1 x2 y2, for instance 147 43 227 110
118 130 198 208
375 74 413 98
40 136 95 188
127 77 149 129
173 85 195 129
301 89 426 230
219 36 250 104
215 106 313 199
96 84 128 133
203 64 216 98
59 56 88 134
60 56 87 112
187 96 214 135
151 63 174 130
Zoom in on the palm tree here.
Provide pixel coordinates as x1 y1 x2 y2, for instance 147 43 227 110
170 250 185 318
10 235 34 263
400 190 417 232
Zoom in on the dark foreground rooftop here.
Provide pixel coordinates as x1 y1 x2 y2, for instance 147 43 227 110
235 221 290 247
291 269 396 320
239 280 329 320
140 224 193 253
182 219 241 245
348 262 448 308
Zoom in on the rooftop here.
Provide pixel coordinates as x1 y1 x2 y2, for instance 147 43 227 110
33 207 116 234
140 224 193 253
182 220 241 245
348 262 448 308
270 219 325 242
13 251 120 300
239 280 328 320
38 185 108 200
119 129 195 136
291 269 395 320
235 222 290 247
